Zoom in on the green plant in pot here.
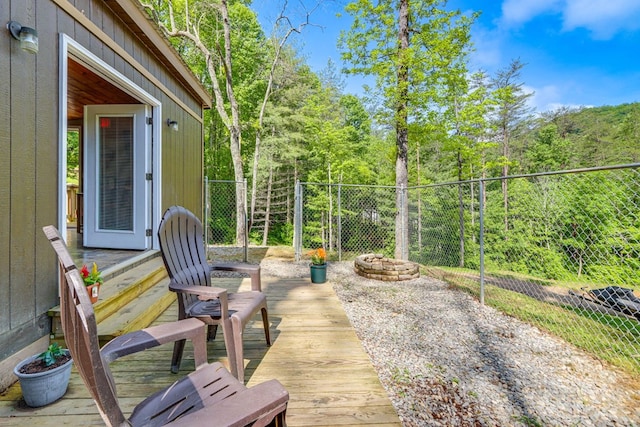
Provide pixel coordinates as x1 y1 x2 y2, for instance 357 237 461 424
13 342 73 407
309 248 327 284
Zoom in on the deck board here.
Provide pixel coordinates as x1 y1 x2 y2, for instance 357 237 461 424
0 275 401 426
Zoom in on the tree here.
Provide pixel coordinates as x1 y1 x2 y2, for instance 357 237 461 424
141 0 252 244
490 59 533 235
249 2 322 233
525 124 570 173
340 0 476 259
617 105 640 162
441 70 494 267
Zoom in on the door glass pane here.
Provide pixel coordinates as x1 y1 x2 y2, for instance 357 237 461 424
98 116 133 231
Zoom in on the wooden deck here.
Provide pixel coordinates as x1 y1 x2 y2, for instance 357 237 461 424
0 274 401 426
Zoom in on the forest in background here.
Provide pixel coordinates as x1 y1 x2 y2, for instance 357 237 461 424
137 1 640 287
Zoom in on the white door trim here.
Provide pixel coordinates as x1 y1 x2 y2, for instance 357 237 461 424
58 33 162 249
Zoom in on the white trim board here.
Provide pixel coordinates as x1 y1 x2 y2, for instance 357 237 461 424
58 34 162 250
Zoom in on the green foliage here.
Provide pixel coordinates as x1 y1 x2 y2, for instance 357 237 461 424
528 102 640 169
208 217 236 245
266 223 294 246
525 125 570 172
38 343 67 367
66 130 79 183
150 0 640 272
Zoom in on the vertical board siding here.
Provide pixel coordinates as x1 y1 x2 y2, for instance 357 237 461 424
10 0 38 327
35 0 61 313
0 0 205 361
0 0 12 334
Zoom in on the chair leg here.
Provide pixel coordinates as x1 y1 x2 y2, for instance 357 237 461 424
263 408 287 427
171 339 186 374
220 317 239 380
275 410 287 427
261 307 271 346
250 270 262 292
231 316 245 383
207 324 218 341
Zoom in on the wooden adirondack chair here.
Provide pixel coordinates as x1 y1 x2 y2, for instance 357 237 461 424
157 205 270 382
42 225 288 427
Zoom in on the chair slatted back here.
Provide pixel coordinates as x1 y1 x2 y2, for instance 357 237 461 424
158 206 211 309
43 226 125 427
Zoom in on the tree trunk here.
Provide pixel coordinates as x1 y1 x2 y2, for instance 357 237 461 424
250 130 261 233
416 144 422 252
395 0 410 260
328 163 333 252
458 151 465 268
219 0 245 246
469 180 476 243
230 127 246 245
286 172 291 224
502 130 509 237
261 164 273 246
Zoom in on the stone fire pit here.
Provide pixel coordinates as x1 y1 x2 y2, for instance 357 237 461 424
354 254 420 281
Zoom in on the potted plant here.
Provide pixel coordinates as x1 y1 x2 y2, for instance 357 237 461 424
80 262 103 303
13 343 73 407
309 248 327 284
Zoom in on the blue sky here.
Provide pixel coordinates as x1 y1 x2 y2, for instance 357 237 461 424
252 0 640 112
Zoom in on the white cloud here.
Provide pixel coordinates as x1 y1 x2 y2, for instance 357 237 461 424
501 0 562 26
523 84 543 111
526 83 595 113
468 26 504 70
499 0 640 39
562 0 640 39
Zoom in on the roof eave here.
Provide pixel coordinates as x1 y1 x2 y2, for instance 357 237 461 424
106 0 212 110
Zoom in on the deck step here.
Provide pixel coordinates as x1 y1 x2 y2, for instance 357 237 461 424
48 255 175 347
96 278 176 346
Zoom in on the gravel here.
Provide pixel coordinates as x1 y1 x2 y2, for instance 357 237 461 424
258 258 640 427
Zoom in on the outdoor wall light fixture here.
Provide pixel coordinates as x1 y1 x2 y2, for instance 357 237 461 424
166 119 179 132
7 21 38 54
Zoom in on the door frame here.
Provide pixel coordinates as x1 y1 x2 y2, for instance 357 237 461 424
58 34 162 250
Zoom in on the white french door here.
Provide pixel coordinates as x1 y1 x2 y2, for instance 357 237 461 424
83 104 150 249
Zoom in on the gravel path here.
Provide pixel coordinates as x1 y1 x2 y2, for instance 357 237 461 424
258 259 640 427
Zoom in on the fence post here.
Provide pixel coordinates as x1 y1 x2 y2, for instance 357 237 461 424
293 180 302 262
479 179 485 306
337 183 342 261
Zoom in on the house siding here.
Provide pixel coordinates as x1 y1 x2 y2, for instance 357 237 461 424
0 0 207 365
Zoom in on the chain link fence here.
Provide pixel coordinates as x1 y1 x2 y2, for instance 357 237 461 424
206 169 640 373
293 183 399 261
203 178 250 262
204 179 245 246
294 165 640 374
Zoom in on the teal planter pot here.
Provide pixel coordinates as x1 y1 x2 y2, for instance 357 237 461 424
310 263 327 284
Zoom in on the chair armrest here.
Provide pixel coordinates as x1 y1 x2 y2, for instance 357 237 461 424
209 262 262 292
166 379 289 427
169 282 230 320
101 318 208 367
168 282 228 301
